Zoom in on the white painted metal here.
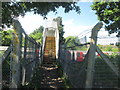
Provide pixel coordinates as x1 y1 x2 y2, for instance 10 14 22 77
42 20 59 60
0 46 8 51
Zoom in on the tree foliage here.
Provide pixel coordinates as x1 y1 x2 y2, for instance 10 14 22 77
91 2 120 37
2 2 80 28
53 17 65 44
29 26 44 44
0 30 13 46
65 36 81 50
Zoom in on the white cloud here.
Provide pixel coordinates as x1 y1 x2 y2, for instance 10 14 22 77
18 14 45 34
63 20 118 45
63 19 93 38
18 14 118 45
18 13 94 38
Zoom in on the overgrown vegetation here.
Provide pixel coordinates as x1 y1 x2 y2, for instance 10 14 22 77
2 2 80 28
91 1 120 37
2 56 11 88
94 55 119 88
53 17 65 44
98 44 119 53
65 36 87 50
21 65 42 89
56 61 73 88
0 51 4 57
29 26 44 44
0 30 13 46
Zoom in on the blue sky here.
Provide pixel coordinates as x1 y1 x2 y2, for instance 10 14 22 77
47 2 98 26
18 2 118 45
19 2 99 36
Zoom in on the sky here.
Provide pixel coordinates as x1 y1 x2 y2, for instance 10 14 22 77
18 2 118 45
18 2 98 36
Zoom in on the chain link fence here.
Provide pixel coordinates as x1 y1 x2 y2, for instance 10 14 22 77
59 42 119 88
58 22 119 88
0 19 41 88
59 45 88 88
93 55 119 88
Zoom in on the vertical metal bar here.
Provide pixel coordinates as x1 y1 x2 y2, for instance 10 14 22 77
29 41 33 80
40 45 42 64
34 43 37 67
21 36 27 85
10 39 13 88
0 1 1 31
32 41 35 77
0 2 2 89
85 22 103 89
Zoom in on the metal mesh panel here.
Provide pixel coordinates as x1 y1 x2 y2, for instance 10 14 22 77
1 19 41 88
2 56 11 88
93 46 119 88
59 41 119 88
59 47 87 88
23 38 36 84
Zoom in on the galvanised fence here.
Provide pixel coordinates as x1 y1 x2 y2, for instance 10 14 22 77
0 19 41 88
58 22 119 88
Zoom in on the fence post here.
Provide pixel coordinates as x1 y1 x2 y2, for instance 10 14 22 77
85 22 103 88
21 36 27 85
0 2 1 89
11 20 22 88
34 41 37 67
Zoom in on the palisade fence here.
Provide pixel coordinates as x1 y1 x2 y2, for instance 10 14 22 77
59 22 119 88
0 19 41 88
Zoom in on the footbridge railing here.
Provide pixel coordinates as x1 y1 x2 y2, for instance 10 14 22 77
0 19 41 88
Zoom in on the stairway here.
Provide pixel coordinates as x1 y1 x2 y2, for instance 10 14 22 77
43 36 56 64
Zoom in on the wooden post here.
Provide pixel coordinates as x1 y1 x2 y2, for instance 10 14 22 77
11 20 22 88
85 22 103 88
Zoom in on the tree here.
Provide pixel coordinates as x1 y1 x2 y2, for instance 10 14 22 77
2 2 80 28
31 26 44 34
65 36 81 50
53 17 65 44
91 1 120 37
29 26 44 44
0 30 13 46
